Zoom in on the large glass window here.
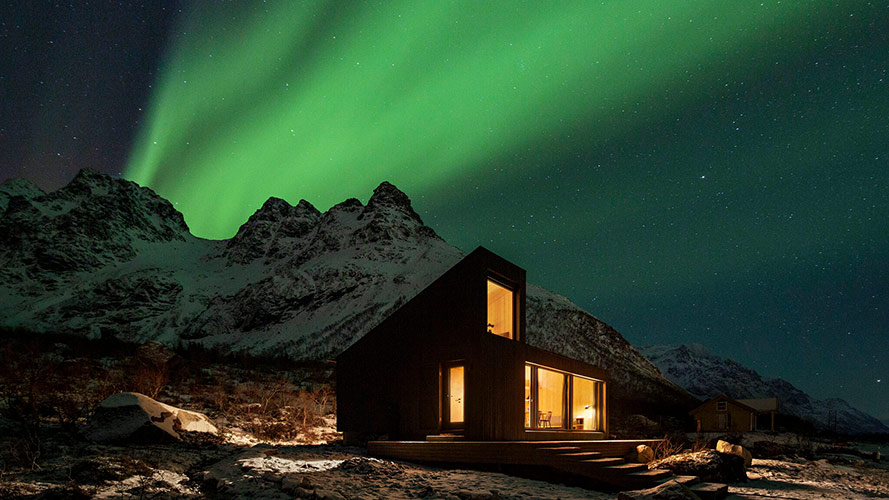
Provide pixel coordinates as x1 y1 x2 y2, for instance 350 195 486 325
571 376 598 430
524 363 602 431
537 367 565 428
487 279 514 339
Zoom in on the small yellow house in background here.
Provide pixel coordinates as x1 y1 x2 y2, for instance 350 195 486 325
690 395 778 432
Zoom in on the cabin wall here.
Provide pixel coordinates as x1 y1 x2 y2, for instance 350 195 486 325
338 257 479 440
465 335 525 440
691 399 754 432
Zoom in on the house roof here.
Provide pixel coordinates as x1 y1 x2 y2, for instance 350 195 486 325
689 395 762 415
737 397 779 412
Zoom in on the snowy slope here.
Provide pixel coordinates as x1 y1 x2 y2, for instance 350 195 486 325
0 170 690 410
640 344 889 434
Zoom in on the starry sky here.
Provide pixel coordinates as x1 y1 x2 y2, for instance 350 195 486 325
1 2 887 425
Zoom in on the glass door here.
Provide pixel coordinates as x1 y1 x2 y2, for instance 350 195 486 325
442 363 465 429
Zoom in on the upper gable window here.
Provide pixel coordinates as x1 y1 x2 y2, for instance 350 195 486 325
487 279 514 340
717 401 727 411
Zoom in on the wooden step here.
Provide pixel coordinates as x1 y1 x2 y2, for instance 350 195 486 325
656 475 700 486
556 451 602 459
580 457 625 467
601 462 648 473
425 434 464 441
628 469 672 481
689 482 729 500
537 446 581 452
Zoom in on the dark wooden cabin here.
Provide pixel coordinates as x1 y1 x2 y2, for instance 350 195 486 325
690 395 778 432
337 246 608 443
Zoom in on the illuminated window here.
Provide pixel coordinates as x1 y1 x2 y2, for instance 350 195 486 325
571 376 598 430
537 367 565 428
487 279 514 339
525 363 602 432
524 365 532 428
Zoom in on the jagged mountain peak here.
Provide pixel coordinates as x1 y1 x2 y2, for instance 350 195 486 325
365 181 423 224
330 197 364 212
682 343 712 357
70 167 112 186
367 181 411 209
251 197 320 221
226 183 438 264
0 169 190 280
1 177 46 213
226 195 322 264
1 177 45 198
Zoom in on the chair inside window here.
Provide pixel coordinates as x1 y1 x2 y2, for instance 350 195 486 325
538 410 552 428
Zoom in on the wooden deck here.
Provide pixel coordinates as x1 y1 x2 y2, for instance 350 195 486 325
368 439 658 465
368 439 671 490
368 439 732 497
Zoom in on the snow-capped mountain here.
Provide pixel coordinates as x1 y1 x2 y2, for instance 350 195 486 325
0 169 691 411
640 344 889 434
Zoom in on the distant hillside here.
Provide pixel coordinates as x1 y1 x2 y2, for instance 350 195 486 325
641 344 889 435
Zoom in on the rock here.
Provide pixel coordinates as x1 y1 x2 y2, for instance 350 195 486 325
716 439 753 468
83 392 217 443
617 480 698 500
649 449 747 483
70 456 153 484
631 444 655 463
313 489 346 500
294 487 314 498
751 440 796 459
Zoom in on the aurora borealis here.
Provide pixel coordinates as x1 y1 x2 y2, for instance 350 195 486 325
127 2 830 239
2 2 887 423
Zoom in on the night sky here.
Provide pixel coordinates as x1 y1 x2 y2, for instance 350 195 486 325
1 2 887 424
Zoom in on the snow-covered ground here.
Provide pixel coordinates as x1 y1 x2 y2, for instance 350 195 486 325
734 458 889 499
4 437 888 500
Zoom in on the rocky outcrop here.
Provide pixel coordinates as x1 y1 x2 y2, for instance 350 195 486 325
83 392 217 443
649 450 747 483
717 439 753 468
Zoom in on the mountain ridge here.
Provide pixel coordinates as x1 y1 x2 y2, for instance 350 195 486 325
0 169 692 414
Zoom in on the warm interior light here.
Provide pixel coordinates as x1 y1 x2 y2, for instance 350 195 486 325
487 280 514 339
537 367 565 428
524 364 532 427
572 377 597 430
448 366 464 423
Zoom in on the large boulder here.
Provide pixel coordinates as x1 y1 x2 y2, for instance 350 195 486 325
716 439 753 468
83 392 218 443
627 444 655 463
649 450 747 483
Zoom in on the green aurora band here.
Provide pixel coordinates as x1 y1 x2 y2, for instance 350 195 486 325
126 1 818 239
